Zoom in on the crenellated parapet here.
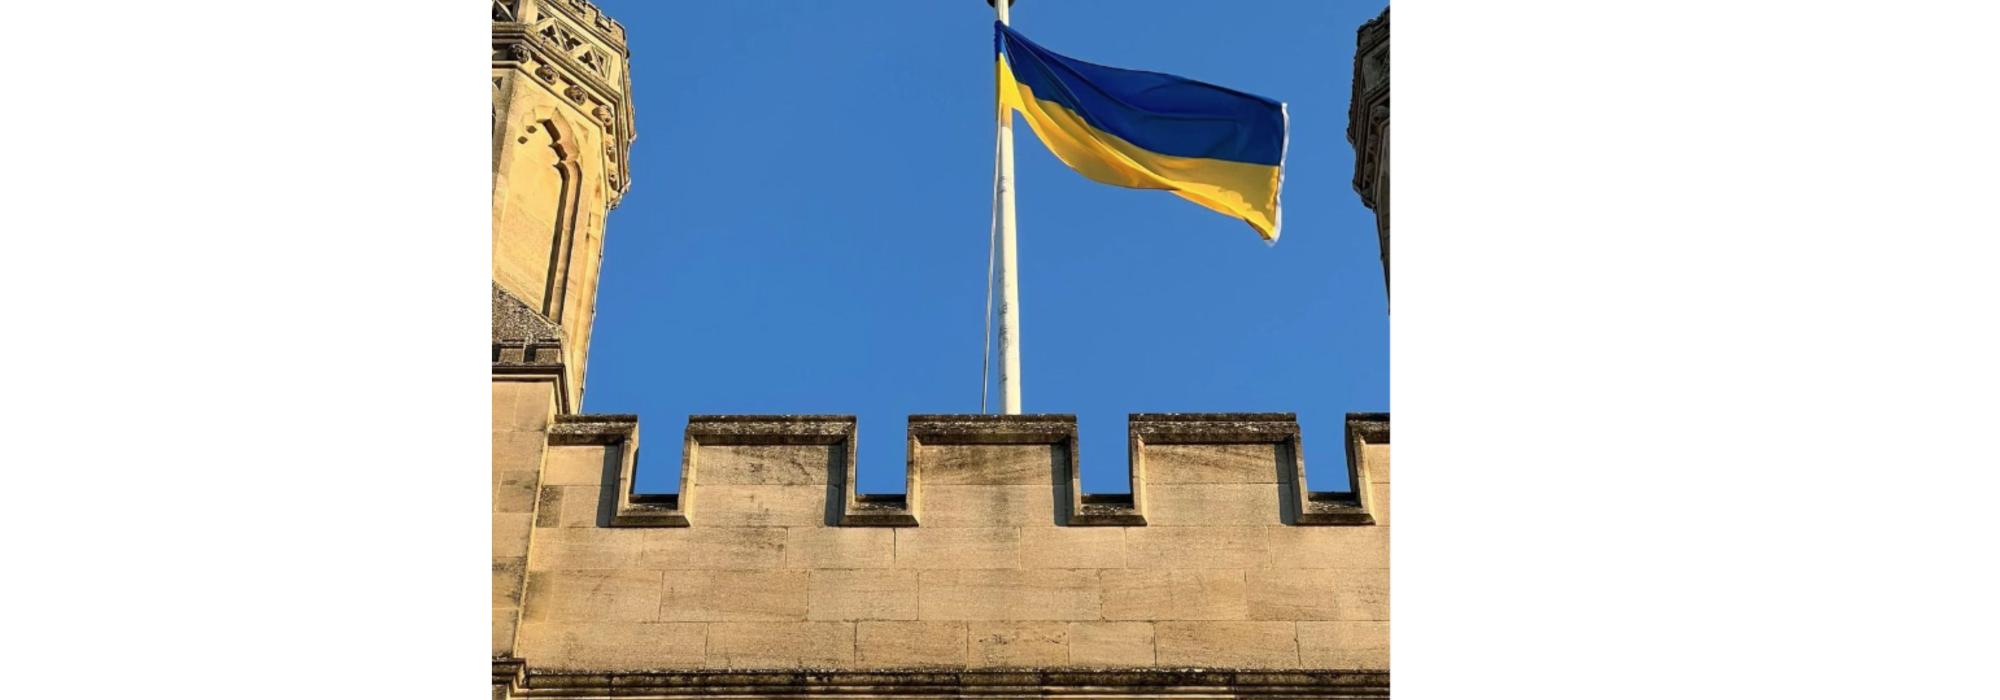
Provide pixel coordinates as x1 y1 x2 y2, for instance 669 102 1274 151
510 412 1390 682
538 413 1381 530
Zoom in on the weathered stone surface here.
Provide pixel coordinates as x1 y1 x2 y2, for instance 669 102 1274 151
1123 527 1269 569
1067 622 1155 667
1246 569 1339 620
1370 482 1390 526
786 527 894 569
1300 621 1389 669
639 527 787 569
1362 443 1389 484
547 485 602 528
705 622 855 669
689 485 826 527
517 622 707 671
919 570 1100 621
924 485 1057 528
1146 484 1283 526
856 621 966 668
1100 569 1248 621
967 622 1068 668
696 444 835 486
1332 568 1390 621
659 569 808 621
541 444 611 487
493 431 547 475
495 513 534 557
895 527 1020 569
809 569 919 621
522 569 663 622
1265 526 1388 569
1018 527 1125 569
495 470 539 514
526 526 648 570
494 380 558 433
1144 443 1283 484
920 444 1057 485
1155 621 1300 669
494 557 527 609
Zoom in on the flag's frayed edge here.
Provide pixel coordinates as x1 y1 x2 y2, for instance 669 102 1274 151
1267 102 1290 247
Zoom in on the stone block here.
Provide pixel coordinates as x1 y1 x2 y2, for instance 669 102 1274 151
555 485 603 528
508 382 557 433
1154 621 1299 669
639 527 788 569
1100 570 1247 621
541 444 611 487
1333 568 1390 621
1371 483 1390 526
493 606 519 657
1145 484 1282 526
1067 622 1155 667
1245 569 1338 620
968 622 1068 668
1018 527 1125 569
918 569 1100 621
1123 527 1268 569
534 486 563 528
494 513 533 559
492 431 546 476
1299 621 1389 670
494 470 539 514
924 485 1057 528
1265 526 1389 569
856 621 966 668
894 527 1019 569
1362 444 1389 485
522 569 663 622
659 569 808 622
786 527 894 569
920 444 1056 485
705 622 855 669
493 381 556 433
526 526 648 571
809 569 919 621
516 621 707 670
493 557 526 609
695 444 835 486
1144 443 1283 484
689 485 827 527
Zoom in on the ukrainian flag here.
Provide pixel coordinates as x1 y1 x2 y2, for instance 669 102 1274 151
996 22 1288 243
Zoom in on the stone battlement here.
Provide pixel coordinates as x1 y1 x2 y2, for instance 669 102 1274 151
495 395 1389 675
538 413 1384 530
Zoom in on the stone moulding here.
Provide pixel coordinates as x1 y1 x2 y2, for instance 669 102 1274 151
557 412 1387 528
496 665 1390 698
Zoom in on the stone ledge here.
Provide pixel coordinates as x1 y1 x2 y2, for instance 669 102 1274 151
503 663 1389 697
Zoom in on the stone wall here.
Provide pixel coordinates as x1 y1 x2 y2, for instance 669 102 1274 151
508 413 1389 677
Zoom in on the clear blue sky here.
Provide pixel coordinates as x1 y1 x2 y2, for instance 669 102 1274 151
586 0 1388 495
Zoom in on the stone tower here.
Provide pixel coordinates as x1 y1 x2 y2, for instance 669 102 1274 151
491 0 634 413
492 4 1390 697
1349 8 1389 296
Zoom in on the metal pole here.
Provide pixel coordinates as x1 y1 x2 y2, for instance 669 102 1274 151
995 0 1023 414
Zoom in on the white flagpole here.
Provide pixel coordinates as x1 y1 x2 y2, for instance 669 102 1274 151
994 0 1023 414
